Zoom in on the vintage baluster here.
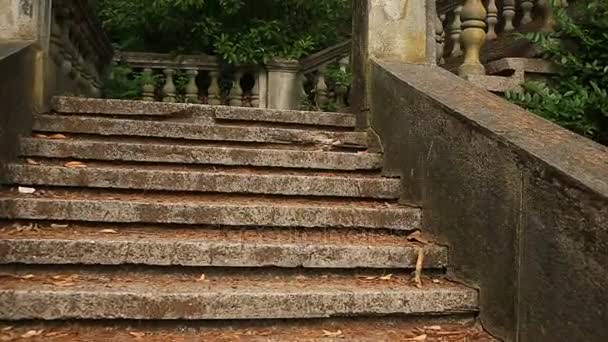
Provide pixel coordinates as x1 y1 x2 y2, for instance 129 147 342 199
502 0 516 31
486 0 498 40
458 0 487 77
185 69 200 103
314 67 329 109
519 0 533 26
141 68 155 101
229 71 244 107
207 71 222 105
449 6 463 57
335 56 350 109
162 68 176 103
436 14 446 64
250 71 260 108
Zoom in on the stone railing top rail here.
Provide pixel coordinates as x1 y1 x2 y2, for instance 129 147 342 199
54 0 113 62
300 40 351 74
113 51 220 70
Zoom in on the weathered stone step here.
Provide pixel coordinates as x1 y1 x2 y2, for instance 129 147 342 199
4 163 400 198
53 96 356 128
0 191 421 230
0 224 444 268
33 115 367 147
0 267 478 320
19 137 382 170
0 318 497 341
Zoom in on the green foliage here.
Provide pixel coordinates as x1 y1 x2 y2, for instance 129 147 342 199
99 0 351 65
102 63 144 99
505 0 608 145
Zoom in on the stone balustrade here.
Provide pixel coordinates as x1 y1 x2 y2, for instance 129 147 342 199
436 0 566 77
114 52 265 108
113 40 351 111
48 0 113 98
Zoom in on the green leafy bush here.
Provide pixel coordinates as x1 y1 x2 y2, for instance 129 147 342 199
99 0 351 65
505 0 608 145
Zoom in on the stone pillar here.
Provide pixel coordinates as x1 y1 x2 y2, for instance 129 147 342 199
352 0 435 130
0 0 52 112
265 59 301 110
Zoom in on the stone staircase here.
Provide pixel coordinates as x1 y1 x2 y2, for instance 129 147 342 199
0 97 493 341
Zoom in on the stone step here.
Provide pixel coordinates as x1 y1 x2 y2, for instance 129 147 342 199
33 115 367 147
4 163 400 198
52 96 356 128
19 137 382 170
0 318 497 341
0 223 444 269
0 190 421 230
0 267 478 320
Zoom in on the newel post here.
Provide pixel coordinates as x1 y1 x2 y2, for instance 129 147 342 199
352 0 436 130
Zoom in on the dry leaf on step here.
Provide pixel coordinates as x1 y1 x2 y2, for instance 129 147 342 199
100 229 118 234
413 248 425 288
407 230 429 244
197 274 207 282
322 330 343 337
20 330 44 338
20 274 35 280
34 134 48 138
379 274 393 280
410 334 427 341
50 223 69 228
26 159 40 165
17 187 36 194
129 331 145 338
424 325 442 331
45 332 69 337
64 161 87 168
48 134 67 140
1 327 12 332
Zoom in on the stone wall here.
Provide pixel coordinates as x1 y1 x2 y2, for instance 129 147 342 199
370 59 608 342
0 42 34 183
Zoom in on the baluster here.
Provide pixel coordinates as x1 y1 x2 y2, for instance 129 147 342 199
185 69 199 103
502 0 516 31
537 0 561 31
229 71 244 107
207 70 222 105
314 67 329 109
250 71 260 108
449 6 463 57
162 68 176 102
458 0 487 77
519 0 533 26
335 56 350 109
436 14 446 64
486 0 498 40
141 68 155 101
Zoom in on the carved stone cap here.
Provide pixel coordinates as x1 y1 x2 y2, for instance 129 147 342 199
265 59 301 72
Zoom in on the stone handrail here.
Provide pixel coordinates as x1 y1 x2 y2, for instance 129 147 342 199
299 41 351 111
49 0 113 98
114 51 265 107
435 0 563 85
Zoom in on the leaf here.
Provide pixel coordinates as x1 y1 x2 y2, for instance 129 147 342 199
64 161 87 169
129 331 145 338
410 334 427 341
45 332 69 337
407 230 429 244
33 134 48 138
48 134 67 140
100 229 118 234
379 274 393 280
20 330 44 338
26 159 40 165
17 187 36 194
424 325 442 331
197 274 207 281
21 274 35 279
1 327 12 331
50 224 69 228
322 329 343 337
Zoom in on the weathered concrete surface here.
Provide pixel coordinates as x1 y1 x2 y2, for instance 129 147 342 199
0 42 34 184
5 164 401 198
0 269 477 320
32 115 367 147
0 236 445 268
0 0 51 44
265 59 301 110
371 60 608 342
52 96 357 128
19 138 382 170
0 196 421 230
